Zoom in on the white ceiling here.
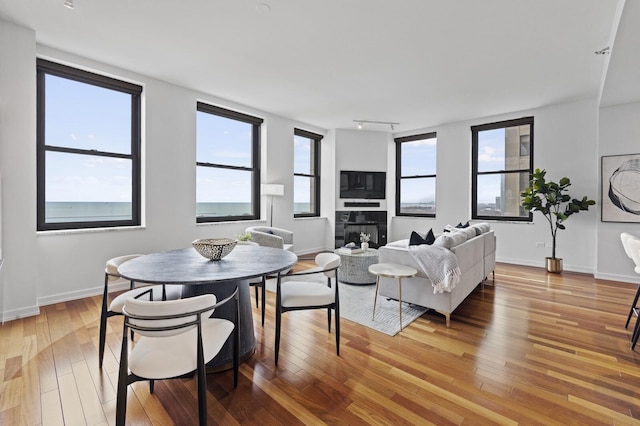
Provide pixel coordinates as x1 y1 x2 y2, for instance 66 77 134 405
0 0 632 133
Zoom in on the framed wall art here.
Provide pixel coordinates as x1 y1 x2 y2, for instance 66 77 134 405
601 153 640 223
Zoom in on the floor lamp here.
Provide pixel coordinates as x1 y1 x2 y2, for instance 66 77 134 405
261 183 284 227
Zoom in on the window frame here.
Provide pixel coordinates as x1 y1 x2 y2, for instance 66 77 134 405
471 116 534 222
36 59 142 231
395 132 437 218
293 128 322 218
196 102 262 223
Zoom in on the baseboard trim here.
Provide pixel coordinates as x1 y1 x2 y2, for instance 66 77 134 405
593 272 638 284
496 257 594 275
2 305 40 323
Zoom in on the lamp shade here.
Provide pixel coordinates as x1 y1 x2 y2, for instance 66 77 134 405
261 183 284 197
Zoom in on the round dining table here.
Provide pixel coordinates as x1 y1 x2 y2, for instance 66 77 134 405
118 244 298 370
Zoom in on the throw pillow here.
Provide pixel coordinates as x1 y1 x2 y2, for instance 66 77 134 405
425 228 436 244
455 221 470 228
434 231 467 249
409 229 435 246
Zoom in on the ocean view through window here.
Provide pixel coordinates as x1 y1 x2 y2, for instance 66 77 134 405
36 59 142 231
196 103 262 222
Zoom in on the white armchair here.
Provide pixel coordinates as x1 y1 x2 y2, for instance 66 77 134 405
245 226 294 252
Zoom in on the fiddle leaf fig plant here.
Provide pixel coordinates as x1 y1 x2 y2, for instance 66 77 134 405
520 168 595 259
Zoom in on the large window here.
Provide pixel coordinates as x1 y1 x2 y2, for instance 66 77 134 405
293 129 321 217
196 103 262 222
395 132 437 217
472 116 534 221
36 59 142 231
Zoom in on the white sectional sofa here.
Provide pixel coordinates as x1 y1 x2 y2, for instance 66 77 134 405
377 223 496 327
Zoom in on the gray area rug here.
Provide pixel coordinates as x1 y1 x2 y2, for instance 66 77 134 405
265 275 427 336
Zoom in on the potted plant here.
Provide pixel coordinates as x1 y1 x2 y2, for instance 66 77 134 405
520 168 595 273
237 232 253 242
360 232 371 251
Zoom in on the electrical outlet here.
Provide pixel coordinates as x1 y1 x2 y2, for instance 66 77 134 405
535 242 545 247
545 242 553 248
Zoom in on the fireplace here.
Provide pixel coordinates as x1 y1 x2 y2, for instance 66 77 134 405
335 211 387 248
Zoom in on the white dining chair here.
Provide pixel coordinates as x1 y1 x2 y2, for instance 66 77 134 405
274 253 341 365
115 290 239 426
98 254 183 368
620 233 640 350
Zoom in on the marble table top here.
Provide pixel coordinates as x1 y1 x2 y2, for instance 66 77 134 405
118 244 298 285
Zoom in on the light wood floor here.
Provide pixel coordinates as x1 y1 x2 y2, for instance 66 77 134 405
2 262 640 425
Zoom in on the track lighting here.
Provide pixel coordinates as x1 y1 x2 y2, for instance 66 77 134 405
594 46 610 55
353 120 399 131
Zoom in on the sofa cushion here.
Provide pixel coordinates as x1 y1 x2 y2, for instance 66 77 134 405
469 222 490 235
434 231 467 249
409 229 435 246
459 227 477 240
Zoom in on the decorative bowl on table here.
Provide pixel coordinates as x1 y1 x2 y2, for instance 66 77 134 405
192 238 237 260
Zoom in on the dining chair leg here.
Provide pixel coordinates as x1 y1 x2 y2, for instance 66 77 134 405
254 285 259 308
335 301 340 356
632 315 640 350
626 285 640 328
115 323 130 426
196 344 207 425
98 273 109 368
327 307 332 332
233 309 240 387
261 276 266 327
275 273 282 366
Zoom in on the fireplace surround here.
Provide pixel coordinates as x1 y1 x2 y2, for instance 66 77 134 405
335 211 387 248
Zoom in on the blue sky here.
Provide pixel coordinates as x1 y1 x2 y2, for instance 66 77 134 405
45 74 132 202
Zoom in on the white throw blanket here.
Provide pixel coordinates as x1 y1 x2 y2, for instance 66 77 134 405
407 244 461 293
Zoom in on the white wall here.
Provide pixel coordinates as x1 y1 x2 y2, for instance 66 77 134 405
0 20 330 320
1 21 38 319
1 17 634 320
390 99 600 274
334 129 391 211
595 101 640 282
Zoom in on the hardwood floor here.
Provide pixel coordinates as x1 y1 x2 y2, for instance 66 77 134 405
1 262 640 425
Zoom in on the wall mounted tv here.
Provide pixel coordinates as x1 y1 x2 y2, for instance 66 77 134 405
340 170 386 199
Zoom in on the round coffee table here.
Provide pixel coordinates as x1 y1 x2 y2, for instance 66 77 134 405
369 262 418 332
334 248 379 284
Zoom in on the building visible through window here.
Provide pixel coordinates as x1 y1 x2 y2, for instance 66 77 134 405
472 117 533 221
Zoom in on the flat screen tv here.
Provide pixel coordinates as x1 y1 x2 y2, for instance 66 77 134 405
340 170 386 199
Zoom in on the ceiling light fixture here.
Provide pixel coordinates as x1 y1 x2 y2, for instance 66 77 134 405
64 0 74 9
353 120 399 131
594 46 610 55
